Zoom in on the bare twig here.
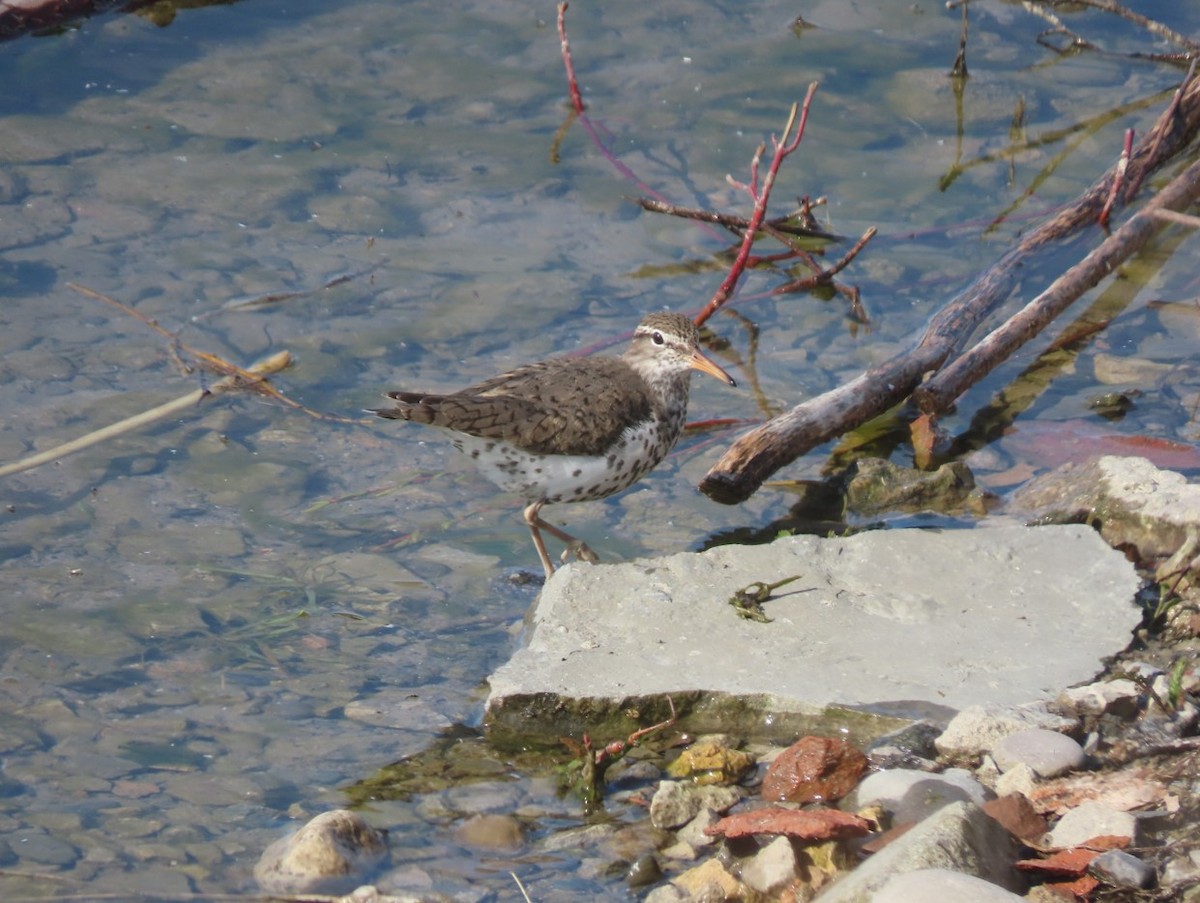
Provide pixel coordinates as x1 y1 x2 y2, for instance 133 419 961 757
1069 0 1200 54
634 197 841 242
557 2 585 114
700 70 1200 504
949 0 969 79
694 83 819 326
915 157 1200 412
66 283 348 422
0 351 293 480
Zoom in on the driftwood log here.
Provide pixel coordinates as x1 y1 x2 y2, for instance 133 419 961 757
700 69 1200 506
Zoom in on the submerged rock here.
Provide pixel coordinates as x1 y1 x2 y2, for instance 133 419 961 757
254 809 388 895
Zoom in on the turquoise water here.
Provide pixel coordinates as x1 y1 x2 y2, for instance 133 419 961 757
1 0 1198 897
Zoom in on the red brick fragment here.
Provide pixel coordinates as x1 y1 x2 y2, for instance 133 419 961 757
983 793 1049 843
705 806 871 841
1045 874 1101 899
1015 847 1099 879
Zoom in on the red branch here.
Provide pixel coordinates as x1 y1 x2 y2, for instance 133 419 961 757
557 3 585 115
555 2 689 217
694 82 819 327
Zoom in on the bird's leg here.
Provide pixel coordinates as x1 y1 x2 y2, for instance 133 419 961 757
523 502 558 579
523 501 600 577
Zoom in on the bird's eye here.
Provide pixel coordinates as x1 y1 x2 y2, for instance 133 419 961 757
652 331 665 345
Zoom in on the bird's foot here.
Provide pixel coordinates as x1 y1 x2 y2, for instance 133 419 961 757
560 540 600 565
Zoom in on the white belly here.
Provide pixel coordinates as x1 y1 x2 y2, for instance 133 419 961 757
451 419 672 504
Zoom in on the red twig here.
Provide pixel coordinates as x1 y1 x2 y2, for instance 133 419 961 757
554 2 697 222
1098 128 1134 228
557 3 585 115
694 82 819 327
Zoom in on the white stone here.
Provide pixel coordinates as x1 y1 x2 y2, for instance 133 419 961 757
994 762 1038 799
741 835 798 894
935 703 1078 760
1047 801 1138 849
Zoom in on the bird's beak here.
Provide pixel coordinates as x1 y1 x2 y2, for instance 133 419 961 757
689 349 737 387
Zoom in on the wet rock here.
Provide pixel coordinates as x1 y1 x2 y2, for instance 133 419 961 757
856 767 990 824
865 720 941 770
666 738 754 786
626 853 662 888
935 703 1078 761
741 834 799 895
812 802 1023 902
648 781 741 830
1089 848 1156 889
1046 801 1138 849
761 735 867 804
452 813 523 851
254 810 388 895
607 757 662 789
676 807 722 848
981 794 1049 844
873 867 1025 902
659 839 699 861
992 728 1085 778
644 885 688 903
670 857 743 900
12 829 79 867
843 457 984 516
340 888 434 903
540 822 617 851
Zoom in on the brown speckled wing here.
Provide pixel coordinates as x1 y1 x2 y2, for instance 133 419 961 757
376 357 653 457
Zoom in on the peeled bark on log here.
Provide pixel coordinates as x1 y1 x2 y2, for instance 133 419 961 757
700 71 1200 506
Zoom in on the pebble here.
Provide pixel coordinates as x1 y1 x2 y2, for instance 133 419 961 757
993 762 1037 798
626 853 662 888
991 728 1085 777
1046 800 1138 849
856 767 990 824
1057 679 1141 718
13 830 80 867
453 813 523 851
253 810 388 895
648 781 741 830
935 703 1078 760
1089 848 1156 889
741 834 798 895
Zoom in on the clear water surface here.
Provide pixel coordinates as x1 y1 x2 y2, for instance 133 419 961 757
1 0 1198 898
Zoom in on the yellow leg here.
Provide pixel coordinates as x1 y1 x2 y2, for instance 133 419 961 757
522 501 600 579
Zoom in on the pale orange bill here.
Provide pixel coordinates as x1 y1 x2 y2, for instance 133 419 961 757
689 349 736 386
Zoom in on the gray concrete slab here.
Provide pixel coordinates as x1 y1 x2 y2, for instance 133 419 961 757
485 525 1141 739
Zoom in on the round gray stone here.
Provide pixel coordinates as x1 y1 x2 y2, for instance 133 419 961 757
992 728 1085 777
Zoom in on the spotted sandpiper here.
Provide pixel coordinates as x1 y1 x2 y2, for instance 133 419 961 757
371 312 736 578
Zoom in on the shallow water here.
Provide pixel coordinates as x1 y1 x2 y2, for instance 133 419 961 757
1 0 1199 898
